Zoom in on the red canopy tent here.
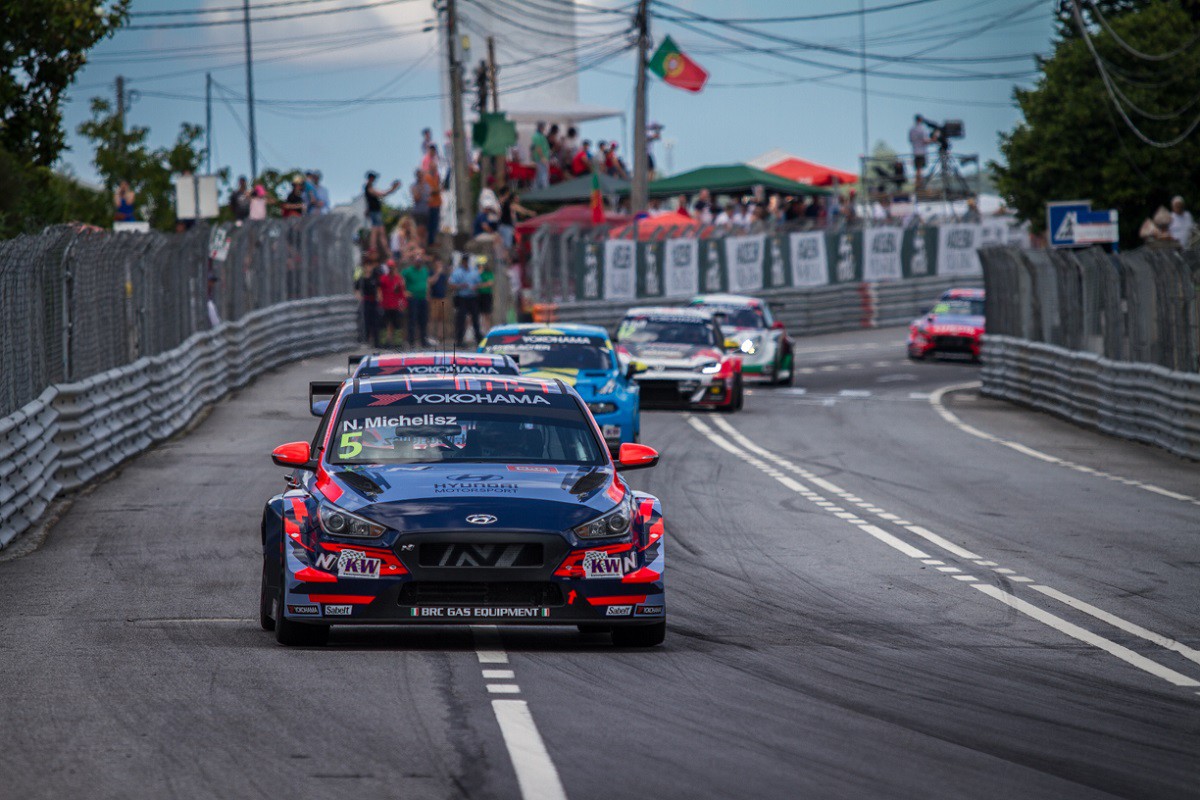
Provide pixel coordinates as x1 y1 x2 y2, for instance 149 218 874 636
764 157 857 187
608 211 710 239
515 204 629 238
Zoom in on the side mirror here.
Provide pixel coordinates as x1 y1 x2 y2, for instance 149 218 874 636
724 337 741 351
771 320 785 330
616 442 659 471
272 441 317 469
625 361 647 380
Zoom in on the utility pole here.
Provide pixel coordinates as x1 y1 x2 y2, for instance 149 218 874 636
445 0 472 243
487 35 503 190
205 73 213 175
242 0 259 180
475 58 490 190
114 75 126 186
858 0 868 220
631 0 650 213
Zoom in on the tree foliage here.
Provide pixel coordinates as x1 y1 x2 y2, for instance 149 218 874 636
0 0 129 166
995 1 1200 245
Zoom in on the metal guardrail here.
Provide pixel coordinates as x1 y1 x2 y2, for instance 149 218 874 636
540 274 980 336
0 296 357 550
981 335 1200 461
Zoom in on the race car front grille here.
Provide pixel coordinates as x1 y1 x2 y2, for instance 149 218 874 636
418 542 543 568
638 380 693 407
933 335 975 352
398 581 565 607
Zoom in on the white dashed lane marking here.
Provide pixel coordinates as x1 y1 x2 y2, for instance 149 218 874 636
471 626 568 800
931 382 1200 508
689 415 1200 695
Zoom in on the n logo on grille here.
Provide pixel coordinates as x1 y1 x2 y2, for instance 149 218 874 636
428 543 539 568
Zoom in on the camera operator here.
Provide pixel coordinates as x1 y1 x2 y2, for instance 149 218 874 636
909 115 929 192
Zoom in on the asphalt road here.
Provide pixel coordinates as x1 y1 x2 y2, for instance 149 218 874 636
2 326 1198 799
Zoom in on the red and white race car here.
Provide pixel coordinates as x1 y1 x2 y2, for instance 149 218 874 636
907 288 985 361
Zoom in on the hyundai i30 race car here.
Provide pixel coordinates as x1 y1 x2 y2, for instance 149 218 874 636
907 288 985 361
309 353 522 416
688 294 794 385
262 375 667 647
615 306 743 411
478 323 641 452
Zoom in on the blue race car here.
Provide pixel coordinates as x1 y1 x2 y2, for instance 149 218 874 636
478 324 641 452
262 375 667 647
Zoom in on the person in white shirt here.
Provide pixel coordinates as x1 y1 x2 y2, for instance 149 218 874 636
908 115 929 191
1169 195 1194 246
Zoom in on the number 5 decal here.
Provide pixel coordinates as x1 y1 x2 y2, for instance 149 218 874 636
339 431 362 458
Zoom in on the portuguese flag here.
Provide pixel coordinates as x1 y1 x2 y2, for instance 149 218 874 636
590 169 604 224
648 35 708 93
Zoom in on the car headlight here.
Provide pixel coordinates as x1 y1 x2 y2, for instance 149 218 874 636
318 501 385 538
588 401 618 415
700 361 721 374
739 338 756 355
573 494 634 539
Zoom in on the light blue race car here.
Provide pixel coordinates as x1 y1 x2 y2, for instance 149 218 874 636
479 323 641 452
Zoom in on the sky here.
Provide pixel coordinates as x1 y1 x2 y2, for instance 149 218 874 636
60 0 1059 204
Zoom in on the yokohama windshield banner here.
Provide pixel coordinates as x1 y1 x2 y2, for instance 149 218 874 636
937 224 983 276
789 231 829 287
603 239 637 301
663 238 699 298
724 234 766 293
863 227 903 282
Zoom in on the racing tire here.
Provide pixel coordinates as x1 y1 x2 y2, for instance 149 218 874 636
259 564 275 631
719 375 744 413
612 620 666 647
907 347 926 361
776 350 795 386
274 564 330 647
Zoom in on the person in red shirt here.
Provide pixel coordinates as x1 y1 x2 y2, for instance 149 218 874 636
571 140 593 177
377 259 408 348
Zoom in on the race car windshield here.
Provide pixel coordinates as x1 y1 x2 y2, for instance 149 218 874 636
933 299 984 316
482 335 610 371
329 389 605 466
705 307 765 329
618 317 713 346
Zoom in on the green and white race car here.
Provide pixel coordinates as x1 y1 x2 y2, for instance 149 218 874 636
688 294 795 385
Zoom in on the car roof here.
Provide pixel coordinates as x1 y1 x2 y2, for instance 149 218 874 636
690 293 762 308
351 374 565 394
943 287 985 299
483 323 610 339
624 305 715 322
359 352 516 366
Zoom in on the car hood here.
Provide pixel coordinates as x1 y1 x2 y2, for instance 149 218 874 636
621 341 722 366
520 368 617 398
923 313 984 330
321 462 617 533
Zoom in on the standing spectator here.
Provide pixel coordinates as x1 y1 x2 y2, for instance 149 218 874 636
377 259 407 348
477 256 496 331
571 140 593 177
424 163 443 247
531 121 551 189
675 194 691 218
356 252 383 346
1170 196 1194 246
909 115 929 192
282 176 305 217
364 171 401 257
646 122 663 179
307 170 330 215
962 197 981 223
410 168 430 243
1140 206 1179 249
229 176 250 223
561 126 579 165
478 176 500 216
547 124 561 167
249 184 270 220
450 254 482 346
421 128 433 163
497 187 533 251
402 256 432 347
113 180 136 222
693 188 713 224
429 255 450 341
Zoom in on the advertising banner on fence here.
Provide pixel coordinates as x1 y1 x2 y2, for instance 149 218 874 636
789 232 828 287
603 239 637 301
638 241 664 298
576 240 602 300
937 224 982 276
663 238 699 298
699 238 724 293
767 234 788 289
725 234 766 293
863 228 903 282
831 230 861 283
905 227 932 277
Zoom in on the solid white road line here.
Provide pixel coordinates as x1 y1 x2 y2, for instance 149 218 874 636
471 626 569 800
973 585 1200 688
930 382 1200 508
492 700 570 800
1029 584 1200 668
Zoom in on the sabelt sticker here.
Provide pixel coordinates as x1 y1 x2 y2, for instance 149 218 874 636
635 604 664 616
287 604 320 615
605 605 634 617
323 604 354 616
409 607 551 618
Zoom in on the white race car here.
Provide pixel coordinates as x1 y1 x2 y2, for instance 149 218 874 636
688 294 794 385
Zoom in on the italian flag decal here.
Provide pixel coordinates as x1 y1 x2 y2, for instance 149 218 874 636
648 35 708 93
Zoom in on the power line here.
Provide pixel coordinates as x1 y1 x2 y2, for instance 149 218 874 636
124 0 422 30
652 0 949 24
1085 0 1200 63
130 0 352 17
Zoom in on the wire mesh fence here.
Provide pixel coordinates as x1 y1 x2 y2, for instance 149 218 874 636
980 245 1200 373
0 215 358 416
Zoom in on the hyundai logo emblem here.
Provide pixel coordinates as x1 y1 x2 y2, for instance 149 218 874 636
466 514 498 525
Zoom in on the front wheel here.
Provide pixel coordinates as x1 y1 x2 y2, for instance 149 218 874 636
612 621 666 647
275 564 329 646
776 350 795 386
259 564 275 631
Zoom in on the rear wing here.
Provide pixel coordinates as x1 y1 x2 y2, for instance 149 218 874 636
347 353 373 376
309 380 342 417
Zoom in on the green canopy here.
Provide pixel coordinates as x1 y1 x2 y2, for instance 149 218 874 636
521 172 630 203
647 163 832 198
